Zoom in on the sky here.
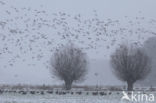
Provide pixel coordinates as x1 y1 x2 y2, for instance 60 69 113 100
6 0 156 18
0 0 156 86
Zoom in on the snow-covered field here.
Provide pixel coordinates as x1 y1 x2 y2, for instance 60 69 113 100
0 90 156 103
0 94 121 103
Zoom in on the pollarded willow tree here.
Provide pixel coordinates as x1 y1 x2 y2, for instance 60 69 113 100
110 44 151 91
51 43 88 90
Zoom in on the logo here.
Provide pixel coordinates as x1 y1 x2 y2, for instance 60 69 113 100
121 91 155 102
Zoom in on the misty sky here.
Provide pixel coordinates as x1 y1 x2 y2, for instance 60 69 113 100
0 0 156 86
7 0 156 18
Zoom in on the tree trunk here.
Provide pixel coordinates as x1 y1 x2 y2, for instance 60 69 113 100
127 81 133 91
65 81 72 90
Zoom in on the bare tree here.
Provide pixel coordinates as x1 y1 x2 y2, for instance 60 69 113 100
51 43 88 90
110 44 151 91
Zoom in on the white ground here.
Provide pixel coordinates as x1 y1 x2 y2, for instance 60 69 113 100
0 91 155 103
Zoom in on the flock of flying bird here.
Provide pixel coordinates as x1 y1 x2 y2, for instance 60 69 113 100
0 0 156 71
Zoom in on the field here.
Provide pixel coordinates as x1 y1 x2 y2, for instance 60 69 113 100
0 89 156 103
